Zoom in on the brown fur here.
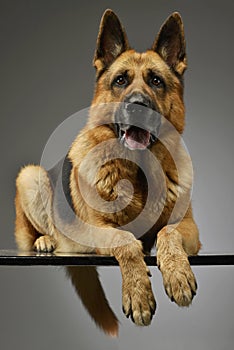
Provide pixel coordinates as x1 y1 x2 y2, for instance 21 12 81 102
14 10 201 336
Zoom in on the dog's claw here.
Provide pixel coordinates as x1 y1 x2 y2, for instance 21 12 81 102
122 306 130 318
192 289 197 298
147 268 152 277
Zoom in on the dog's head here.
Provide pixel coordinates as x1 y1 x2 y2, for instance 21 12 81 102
90 10 187 150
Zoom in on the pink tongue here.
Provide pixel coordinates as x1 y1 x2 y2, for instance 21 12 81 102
125 127 150 149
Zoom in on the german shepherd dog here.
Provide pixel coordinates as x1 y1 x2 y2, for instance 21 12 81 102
15 10 201 336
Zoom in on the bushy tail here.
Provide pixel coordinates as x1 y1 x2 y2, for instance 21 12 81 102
66 266 119 337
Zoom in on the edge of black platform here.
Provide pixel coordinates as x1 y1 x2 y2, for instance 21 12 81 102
0 254 118 266
0 251 234 266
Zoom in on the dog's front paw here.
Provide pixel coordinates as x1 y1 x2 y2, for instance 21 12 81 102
158 254 197 306
122 267 156 326
34 235 56 253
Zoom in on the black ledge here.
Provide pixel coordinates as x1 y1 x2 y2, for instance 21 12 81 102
0 250 234 266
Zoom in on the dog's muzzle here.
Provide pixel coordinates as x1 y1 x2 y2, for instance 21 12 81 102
115 94 161 150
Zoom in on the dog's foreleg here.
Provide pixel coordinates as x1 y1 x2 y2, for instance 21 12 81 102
63 227 156 333
113 238 156 326
156 207 201 306
89 229 156 326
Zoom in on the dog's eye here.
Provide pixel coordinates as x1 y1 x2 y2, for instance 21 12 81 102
114 75 127 87
151 76 163 87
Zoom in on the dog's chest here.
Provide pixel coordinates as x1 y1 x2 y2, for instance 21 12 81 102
94 159 164 227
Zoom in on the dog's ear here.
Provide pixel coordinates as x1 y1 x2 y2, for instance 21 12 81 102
152 12 187 76
93 9 129 74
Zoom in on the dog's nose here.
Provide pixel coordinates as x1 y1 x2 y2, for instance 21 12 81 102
126 101 148 115
125 93 151 107
124 93 152 116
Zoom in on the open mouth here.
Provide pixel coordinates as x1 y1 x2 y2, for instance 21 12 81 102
118 125 156 150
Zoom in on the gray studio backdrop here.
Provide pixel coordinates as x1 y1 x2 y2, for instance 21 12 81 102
0 1 233 349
